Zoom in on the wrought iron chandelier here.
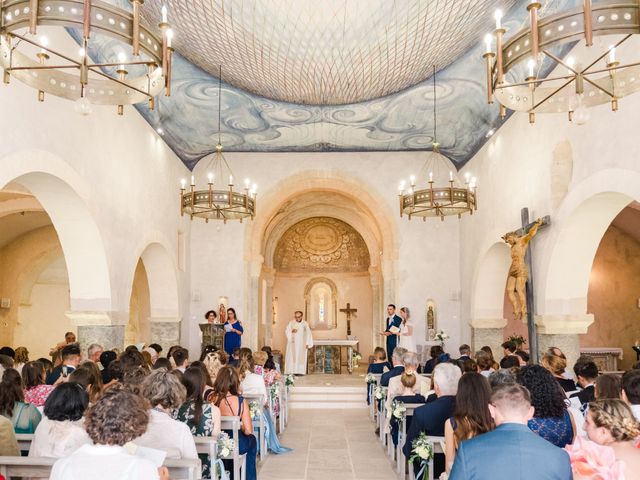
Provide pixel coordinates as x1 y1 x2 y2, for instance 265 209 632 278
179 66 256 223
0 0 174 115
398 66 477 221
483 0 640 124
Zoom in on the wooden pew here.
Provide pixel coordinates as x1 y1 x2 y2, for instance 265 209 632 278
0 456 202 480
395 403 425 478
194 436 218 479
219 416 248 480
368 374 382 421
407 436 445 480
244 393 267 462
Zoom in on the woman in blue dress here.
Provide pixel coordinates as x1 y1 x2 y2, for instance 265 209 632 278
223 308 244 357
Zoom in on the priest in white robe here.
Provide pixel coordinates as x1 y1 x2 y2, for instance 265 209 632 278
285 310 314 375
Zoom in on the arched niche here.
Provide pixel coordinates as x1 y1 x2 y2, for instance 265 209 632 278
303 277 339 330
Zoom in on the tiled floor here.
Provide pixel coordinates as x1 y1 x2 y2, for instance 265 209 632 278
258 400 396 479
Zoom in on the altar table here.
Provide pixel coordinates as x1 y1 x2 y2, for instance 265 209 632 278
308 339 359 374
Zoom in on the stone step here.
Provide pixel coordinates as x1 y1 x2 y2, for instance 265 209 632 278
290 386 363 394
289 401 367 409
289 393 365 402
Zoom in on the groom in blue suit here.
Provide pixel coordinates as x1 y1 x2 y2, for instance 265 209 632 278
382 304 403 360
449 383 572 480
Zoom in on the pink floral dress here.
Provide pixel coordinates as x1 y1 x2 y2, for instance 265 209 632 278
255 367 281 415
24 384 55 407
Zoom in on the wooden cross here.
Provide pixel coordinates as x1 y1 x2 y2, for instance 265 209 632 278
505 208 551 364
340 303 358 336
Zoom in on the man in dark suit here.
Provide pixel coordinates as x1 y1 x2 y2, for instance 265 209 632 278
46 343 81 384
570 357 598 411
382 304 402 360
458 344 472 362
450 383 572 480
380 347 407 387
403 363 461 477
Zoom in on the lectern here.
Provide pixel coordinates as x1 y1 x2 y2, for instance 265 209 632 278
199 323 225 352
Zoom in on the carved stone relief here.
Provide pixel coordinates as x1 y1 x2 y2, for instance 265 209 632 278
274 217 370 273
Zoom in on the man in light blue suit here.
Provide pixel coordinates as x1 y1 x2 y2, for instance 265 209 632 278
449 383 572 480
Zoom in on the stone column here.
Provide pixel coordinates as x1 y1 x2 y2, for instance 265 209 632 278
149 317 181 353
263 268 276 348
244 256 264 351
65 311 126 356
369 266 382 351
535 313 594 369
470 318 507 358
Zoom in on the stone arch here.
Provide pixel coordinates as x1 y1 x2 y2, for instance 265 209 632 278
0 150 112 311
470 241 511 322
303 277 339 329
537 168 640 327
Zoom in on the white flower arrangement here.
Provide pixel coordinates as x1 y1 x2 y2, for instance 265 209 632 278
391 400 406 421
249 401 261 421
269 383 280 401
352 351 362 361
217 432 235 458
409 432 434 480
434 330 449 346
374 385 387 400
365 373 377 384
285 374 296 387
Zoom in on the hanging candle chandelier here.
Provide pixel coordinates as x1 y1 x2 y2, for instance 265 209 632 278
398 66 477 221
483 1 640 124
0 0 174 115
179 66 256 223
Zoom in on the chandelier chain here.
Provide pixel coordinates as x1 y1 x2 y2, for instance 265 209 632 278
218 64 222 145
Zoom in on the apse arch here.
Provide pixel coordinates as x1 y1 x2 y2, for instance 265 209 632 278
0 150 112 310
470 241 511 322
135 240 180 319
538 168 640 317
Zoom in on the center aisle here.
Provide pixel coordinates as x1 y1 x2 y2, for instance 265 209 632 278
258 373 396 480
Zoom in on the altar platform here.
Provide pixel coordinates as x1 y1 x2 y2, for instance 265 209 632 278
288 366 368 409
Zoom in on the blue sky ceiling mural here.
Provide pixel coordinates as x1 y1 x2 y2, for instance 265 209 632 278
90 0 576 170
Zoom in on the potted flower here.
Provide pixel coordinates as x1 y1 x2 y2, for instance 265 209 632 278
434 330 449 347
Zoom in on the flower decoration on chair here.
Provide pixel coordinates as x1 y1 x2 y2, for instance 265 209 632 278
179 65 256 223
398 66 477 221
365 373 376 384
248 401 261 421
374 385 387 401
409 432 435 480
284 374 295 387
217 432 235 458
391 400 407 423
0 0 175 115
483 1 640 125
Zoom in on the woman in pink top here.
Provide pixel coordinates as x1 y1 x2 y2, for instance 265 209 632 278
23 361 55 407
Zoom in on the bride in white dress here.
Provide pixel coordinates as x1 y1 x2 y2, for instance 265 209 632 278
398 307 416 352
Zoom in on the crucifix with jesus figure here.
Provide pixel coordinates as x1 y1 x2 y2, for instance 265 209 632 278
340 303 357 336
502 208 550 364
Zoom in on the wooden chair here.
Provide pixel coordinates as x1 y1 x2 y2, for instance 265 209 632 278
194 436 218 479
243 393 267 462
220 415 248 480
395 403 425 477
368 374 382 421
15 433 34 452
406 436 445 480
0 456 202 480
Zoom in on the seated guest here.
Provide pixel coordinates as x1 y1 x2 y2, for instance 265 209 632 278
120 348 146 371
23 360 55 407
403 363 462 478
381 347 407 387
153 357 173 371
0 415 19 456
0 368 41 433
148 343 163 357
50 385 168 480
449 384 572 480
621 369 640 420
99 350 117 384
480 346 500 371
238 348 268 402
368 347 392 374
499 341 518 368
173 362 220 478
261 346 281 373
210 366 258 480
390 371 428 446
488 369 516 389
541 352 576 392
87 343 104 364
188 360 215 399
29 382 91 457
229 347 241 368
172 347 190 373
202 349 227 384
475 350 495 378
0 346 15 360
143 346 159 365
105 359 124 388
462 358 478 373
13 346 28 374
595 373 622 400
517 365 575 448
46 343 81 385
445 373 494 473
122 365 149 396
199 344 218 361
500 355 520 369
423 345 444 374
458 344 472 362
69 362 104 403
135 369 198 463
582 399 640 478
515 350 529 366
386 351 429 418
36 357 54 377
570 357 598 411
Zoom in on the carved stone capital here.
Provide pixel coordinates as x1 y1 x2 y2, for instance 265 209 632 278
65 310 127 326
534 313 594 335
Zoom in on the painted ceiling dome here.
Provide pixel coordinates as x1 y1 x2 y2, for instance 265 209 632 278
142 0 517 105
